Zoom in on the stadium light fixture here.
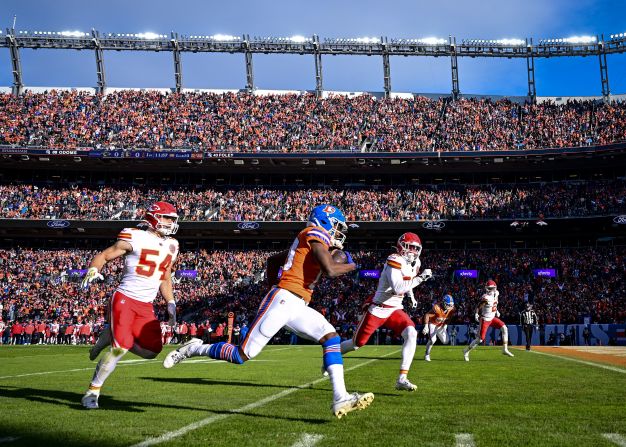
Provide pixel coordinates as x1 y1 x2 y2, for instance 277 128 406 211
418 37 447 45
135 32 163 40
564 35 596 44
210 34 240 41
59 30 88 37
289 35 309 43
494 38 525 46
354 37 380 44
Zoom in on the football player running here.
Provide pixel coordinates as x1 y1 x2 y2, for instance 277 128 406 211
339 232 432 391
163 205 374 419
463 280 515 361
422 294 455 362
80 202 180 409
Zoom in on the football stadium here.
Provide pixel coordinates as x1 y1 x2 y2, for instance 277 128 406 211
0 1 625 446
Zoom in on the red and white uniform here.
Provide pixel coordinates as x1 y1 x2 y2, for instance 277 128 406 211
111 227 179 353
353 253 422 346
478 290 505 340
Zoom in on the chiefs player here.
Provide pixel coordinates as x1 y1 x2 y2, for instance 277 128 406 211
463 280 515 361
80 201 180 409
340 232 432 391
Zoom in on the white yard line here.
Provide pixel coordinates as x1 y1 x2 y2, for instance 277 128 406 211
0 438 19 444
290 433 324 447
0 360 161 380
603 433 626 447
530 350 626 374
131 349 400 447
455 433 476 447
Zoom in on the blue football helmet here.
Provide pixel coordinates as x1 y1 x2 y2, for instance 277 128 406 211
443 294 454 310
308 204 348 249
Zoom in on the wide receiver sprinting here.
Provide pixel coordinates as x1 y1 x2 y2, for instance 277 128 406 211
163 204 374 419
339 232 432 391
80 201 180 409
422 294 455 362
463 280 515 361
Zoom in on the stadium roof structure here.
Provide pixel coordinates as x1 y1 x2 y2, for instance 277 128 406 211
2 29 626 99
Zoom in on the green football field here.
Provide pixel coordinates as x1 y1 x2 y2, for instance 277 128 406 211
0 344 625 447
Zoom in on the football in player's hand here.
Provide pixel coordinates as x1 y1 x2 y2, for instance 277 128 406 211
330 249 348 264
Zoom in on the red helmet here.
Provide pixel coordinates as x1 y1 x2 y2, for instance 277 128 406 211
396 232 422 263
485 280 497 291
145 201 179 236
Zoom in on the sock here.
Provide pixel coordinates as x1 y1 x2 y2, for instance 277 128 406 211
400 326 417 371
89 347 126 389
340 339 356 354
207 342 245 364
425 339 434 356
501 326 509 351
466 338 481 352
322 337 347 402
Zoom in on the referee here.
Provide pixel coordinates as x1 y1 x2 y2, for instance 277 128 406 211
520 303 539 350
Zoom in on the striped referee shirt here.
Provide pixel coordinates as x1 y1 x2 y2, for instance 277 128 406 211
520 309 538 326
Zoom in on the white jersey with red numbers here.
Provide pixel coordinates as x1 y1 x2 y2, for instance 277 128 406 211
479 290 499 321
370 253 421 318
116 227 179 303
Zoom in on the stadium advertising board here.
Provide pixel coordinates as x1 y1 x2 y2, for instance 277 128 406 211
533 268 556 277
359 270 381 279
175 270 198 279
455 269 478 278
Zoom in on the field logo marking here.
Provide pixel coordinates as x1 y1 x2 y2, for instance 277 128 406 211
132 349 400 447
291 433 324 447
530 350 626 374
455 433 476 447
603 433 626 447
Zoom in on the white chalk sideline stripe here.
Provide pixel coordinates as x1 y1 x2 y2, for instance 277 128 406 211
0 360 160 380
0 437 20 444
291 433 324 447
131 349 400 447
530 350 626 374
455 433 475 447
604 433 626 447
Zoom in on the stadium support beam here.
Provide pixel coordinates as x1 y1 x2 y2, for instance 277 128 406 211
6 29 23 96
598 34 610 101
450 36 460 100
526 38 536 103
172 32 183 93
244 34 254 91
382 38 391 98
92 29 106 93
313 35 323 97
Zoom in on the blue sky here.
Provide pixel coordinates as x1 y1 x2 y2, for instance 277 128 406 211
0 0 625 96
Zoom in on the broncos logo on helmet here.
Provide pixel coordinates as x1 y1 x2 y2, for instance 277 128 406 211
308 204 348 249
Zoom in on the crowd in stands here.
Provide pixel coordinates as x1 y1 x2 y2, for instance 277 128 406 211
1 246 624 345
2 180 624 221
1 91 625 152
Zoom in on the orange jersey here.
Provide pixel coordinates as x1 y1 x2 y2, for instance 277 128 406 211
277 226 331 303
428 303 454 327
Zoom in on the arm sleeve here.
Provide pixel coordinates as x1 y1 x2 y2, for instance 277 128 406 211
386 265 423 296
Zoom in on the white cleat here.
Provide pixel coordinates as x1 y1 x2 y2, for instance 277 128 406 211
503 349 515 357
81 391 99 410
395 378 417 392
89 327 112 361
463 349 470 362
163 338 203 369
332 392 374 419
321 364 329 377
424 355 431 362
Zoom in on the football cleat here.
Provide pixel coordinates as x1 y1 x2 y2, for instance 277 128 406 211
81 391 99 410
424 355 431 362
321 364 329 377
163 338 203 369
503 349 515 357
332 392 374 419
89 327 112 361
395 378 417 392
463 349 470 362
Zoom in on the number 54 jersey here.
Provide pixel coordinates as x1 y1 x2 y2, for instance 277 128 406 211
116 228 179 303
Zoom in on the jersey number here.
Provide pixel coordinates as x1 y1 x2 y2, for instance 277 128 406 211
136 249 172 280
